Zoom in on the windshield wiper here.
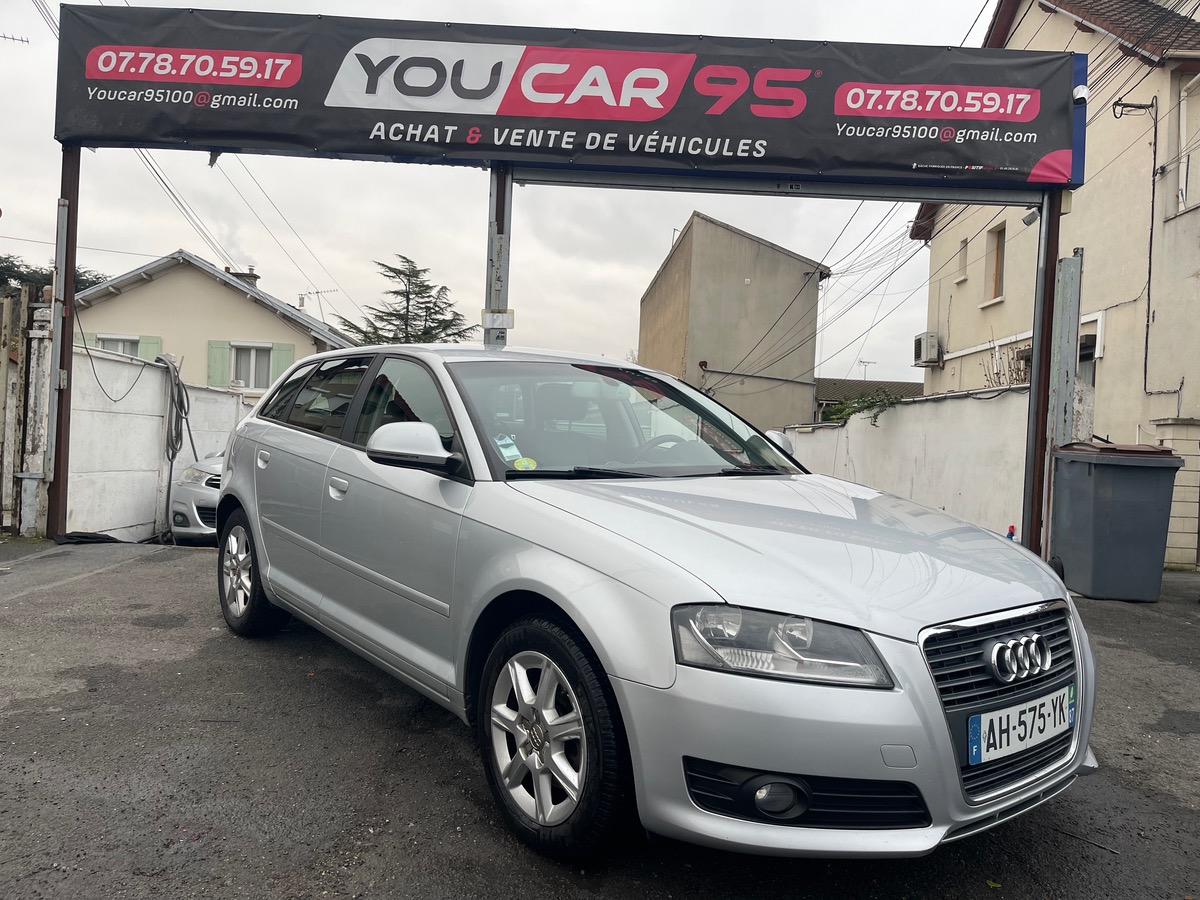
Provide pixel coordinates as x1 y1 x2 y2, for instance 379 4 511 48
505 466 657 480
716 465 790 476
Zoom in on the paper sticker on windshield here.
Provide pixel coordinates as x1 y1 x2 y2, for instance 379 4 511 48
513 457 538 471
494 434 522 462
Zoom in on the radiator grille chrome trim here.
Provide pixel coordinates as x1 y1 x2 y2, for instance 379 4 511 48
920 601 1081 804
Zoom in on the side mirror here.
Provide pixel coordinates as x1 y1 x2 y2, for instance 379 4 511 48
366 421 463 474
766 429 794 456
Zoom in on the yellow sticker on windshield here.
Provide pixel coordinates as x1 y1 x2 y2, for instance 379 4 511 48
513 457 538 471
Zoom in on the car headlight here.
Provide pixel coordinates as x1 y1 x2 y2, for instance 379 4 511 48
180 465 210 485
672 605 893 688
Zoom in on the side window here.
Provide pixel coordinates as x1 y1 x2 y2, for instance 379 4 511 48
260 363 317 422
351 358 455 447
284 356 373 437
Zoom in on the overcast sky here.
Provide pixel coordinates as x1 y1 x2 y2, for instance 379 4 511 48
2 0 999 383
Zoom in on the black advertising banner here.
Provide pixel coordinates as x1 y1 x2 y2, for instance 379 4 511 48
56 6 1087 190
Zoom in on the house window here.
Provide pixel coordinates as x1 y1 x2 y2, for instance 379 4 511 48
232 343 273 390
955 238 969 282
986 224 1006 299
1179 73 1200 212
98 335 139 356
1078 335 1097 388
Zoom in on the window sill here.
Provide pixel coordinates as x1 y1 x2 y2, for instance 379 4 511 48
953 275 969 285
978 295 1005 310
1165 203 1200 225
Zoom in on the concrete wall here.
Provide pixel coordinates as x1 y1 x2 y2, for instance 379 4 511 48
638 212 822 430
67 346 248 542
921 2 1200 444
786 389 1030 537
638 226 692 377
688 216 819 429
76 263 321 397
788 389 1199 571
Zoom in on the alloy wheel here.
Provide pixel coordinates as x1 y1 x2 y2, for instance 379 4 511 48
488 650 587 826
222 524 253 618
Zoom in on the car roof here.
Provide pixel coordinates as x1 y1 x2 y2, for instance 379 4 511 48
304 343 648 370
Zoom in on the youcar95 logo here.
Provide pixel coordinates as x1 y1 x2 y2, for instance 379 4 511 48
324 39 811 121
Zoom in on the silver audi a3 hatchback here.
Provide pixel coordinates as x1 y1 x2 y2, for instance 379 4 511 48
217 344 1097 860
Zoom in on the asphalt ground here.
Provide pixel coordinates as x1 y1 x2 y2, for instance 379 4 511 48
1 541 1198 899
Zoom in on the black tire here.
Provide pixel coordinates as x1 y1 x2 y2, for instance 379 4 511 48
477 615 633 861
217 508 290 637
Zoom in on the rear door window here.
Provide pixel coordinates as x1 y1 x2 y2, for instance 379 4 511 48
260 363 317 422
283 356 373 439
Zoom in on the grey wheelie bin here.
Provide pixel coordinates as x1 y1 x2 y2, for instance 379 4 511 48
1049 442 1184 601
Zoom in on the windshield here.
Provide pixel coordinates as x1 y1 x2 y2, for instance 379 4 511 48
450 360 803 479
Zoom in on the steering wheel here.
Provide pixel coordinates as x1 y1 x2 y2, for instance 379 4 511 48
634 434 687 460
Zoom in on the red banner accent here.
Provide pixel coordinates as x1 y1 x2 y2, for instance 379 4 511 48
497 47 695 121
85 45 302 88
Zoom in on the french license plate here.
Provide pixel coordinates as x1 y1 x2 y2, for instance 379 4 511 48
968 684 1075 765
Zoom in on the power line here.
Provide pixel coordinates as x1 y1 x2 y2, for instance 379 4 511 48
710 201 865 390
232 157 363 317
0 234 160 259
214 160 323 298
30 1 241 272
960 0 996 45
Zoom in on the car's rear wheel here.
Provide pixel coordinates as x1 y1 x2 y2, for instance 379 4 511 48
218 509 289 637
478 616 632 860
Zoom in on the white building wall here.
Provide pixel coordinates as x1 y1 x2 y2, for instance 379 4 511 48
921 4 1200 442
786 390 1030 538
67 347 247 542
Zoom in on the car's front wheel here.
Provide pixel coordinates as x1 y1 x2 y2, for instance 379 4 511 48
478 616 632 860
218 509 289 637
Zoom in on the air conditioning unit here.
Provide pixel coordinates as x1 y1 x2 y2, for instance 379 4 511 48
913 332 940 367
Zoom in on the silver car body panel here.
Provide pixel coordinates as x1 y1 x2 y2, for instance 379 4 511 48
170 456 222 539
220 343 1097 857
503 475 1064 643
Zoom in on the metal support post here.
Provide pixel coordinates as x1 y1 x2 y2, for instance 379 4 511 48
47 144 80 539
1020 189 1063 556
1048 249 1083 450
483 162 514 349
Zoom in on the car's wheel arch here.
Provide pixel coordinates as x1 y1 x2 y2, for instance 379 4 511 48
464 590 572 727
216 493 244 538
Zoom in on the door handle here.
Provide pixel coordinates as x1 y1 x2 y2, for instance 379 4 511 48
256 449 270 468
328 476 350 499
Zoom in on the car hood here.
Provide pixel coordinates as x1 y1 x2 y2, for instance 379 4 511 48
510 474 1063 642
191 457 224 475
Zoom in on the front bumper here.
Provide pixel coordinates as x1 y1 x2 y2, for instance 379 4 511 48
170 480 219 541
611 631 1096 857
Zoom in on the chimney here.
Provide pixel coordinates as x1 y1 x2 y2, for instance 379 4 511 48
226 264 260 287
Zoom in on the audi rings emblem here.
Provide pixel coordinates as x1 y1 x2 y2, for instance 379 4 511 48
985 634 1052 684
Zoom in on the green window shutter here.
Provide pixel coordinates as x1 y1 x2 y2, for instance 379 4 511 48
137 335 162 362
270 343 295 381
77 331 97 347
208 340 230 387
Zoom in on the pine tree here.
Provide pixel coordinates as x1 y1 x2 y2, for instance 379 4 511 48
337 255 478 345
0 254 107 294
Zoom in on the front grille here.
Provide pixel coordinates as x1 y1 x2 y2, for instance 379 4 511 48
923 604 1075 711
204 474 222 489
683 757 931 829
922 602 1078 801
961 731 1073 797
196 505 218 527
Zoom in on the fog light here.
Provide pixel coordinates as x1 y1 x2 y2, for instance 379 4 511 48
754 782 802 817
172 513 189 527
